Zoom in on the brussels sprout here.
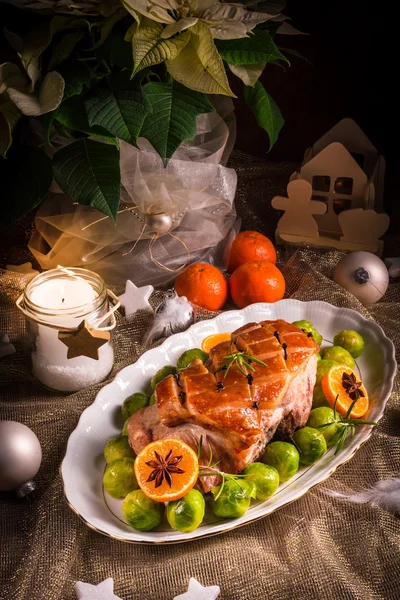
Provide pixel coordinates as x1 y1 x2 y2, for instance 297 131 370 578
121 392 150 420
292 320 323 346
177 348 208 371
262 441 300 482
243 462 279 501
166 489 205 532
211 478 256 519
149 393 156 406
103 458 138 498
316 360 339 386
312 386 330 409
333 330 365 358
316 352 321 361
104 436 135 463
122 489 164 531
292 427 327 465
321 346 355 369
121 419 129 436
307 407 343 448
151 365 177 390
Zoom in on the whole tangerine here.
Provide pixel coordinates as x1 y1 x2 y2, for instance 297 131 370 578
227 231 276 274
229 260 285 308
175 263 228 311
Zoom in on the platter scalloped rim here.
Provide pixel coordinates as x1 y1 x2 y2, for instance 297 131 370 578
61 300 397 544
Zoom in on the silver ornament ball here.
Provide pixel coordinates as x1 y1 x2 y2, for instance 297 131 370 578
333 251 389 306
0 421 42 496
146 213 173 234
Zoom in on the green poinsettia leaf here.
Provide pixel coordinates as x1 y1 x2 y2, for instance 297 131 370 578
84 73 149 145
132 19 190 76
0 148 52 229
216 30 289 65
41 60 91 142
53 138 121 222
97 35 133 69
55 96 117 144
228 62 266 86
48 31 84 70
243 80 284 150
140 80 214 162
166 22 235 97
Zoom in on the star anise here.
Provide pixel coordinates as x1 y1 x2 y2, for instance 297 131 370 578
342 371 365 401
146 450 185 488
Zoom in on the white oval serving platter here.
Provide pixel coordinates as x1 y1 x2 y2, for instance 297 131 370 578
60 300 397 544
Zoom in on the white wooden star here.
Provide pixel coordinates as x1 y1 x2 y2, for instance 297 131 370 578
6 262 39 277
173 578 220 600
119 279 154 318
384 257 400 278
75 578 123 600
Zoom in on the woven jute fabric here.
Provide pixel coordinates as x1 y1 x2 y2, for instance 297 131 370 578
1 154 399 600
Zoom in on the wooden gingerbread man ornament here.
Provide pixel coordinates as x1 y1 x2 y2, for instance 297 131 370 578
272 180 327 240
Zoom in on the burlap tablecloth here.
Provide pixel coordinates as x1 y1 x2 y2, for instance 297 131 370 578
1 154 399 600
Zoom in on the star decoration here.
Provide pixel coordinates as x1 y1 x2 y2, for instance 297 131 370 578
6 262 40 277
75 578 123 600
173 578 221 600
384 257 400 278
119 279 154 318
58 320 110 360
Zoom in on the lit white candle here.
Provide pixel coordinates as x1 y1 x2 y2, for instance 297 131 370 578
22 268 115 392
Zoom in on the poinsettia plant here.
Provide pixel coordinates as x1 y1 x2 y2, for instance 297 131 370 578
0 0 298 228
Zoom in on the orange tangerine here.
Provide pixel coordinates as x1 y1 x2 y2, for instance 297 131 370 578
201 332 232 353
321 365 369 418
134 439 199 502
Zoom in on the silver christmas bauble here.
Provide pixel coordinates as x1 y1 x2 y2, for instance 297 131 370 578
146 213 173 234
333 251 389 306
0 421 42 496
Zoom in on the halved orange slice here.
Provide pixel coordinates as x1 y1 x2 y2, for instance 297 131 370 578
201 332 232 353
134 439 199 502
321 365 369 418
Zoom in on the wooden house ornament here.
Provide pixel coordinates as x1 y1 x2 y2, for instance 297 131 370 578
273 119 389 254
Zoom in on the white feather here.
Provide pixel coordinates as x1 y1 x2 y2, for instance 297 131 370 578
325 479 400 515
143 292 193 347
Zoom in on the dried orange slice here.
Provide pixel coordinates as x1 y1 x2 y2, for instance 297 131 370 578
134 439 199 502
321 365 369 418
201 332 232 353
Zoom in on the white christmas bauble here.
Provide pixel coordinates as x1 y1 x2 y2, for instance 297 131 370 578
0 421 42 496
146 213 173 233
333 251 389 306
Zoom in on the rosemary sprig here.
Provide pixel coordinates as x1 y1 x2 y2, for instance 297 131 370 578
315 395 378 455
197 436 245 500
216 342 267 379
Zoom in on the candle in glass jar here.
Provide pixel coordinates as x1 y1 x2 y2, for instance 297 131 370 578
21 268 115 393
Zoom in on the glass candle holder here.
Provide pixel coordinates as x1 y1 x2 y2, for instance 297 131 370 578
17 267 119 393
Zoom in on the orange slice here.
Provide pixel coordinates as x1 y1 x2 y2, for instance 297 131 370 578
201 332 232 353
134 439 199 502
321 365 369 418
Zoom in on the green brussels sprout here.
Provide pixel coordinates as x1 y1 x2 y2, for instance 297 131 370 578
316 360 339 386
211 478 256 519
177 349 208 371
333 330 365 358
321 346 355 369
151 365 177 390
243 462 279 501
121 419 129 436
262 441 300 482
122 489 164 531
316 352 321 361
312 386 330 409
293 427 327 465
121 392 150 420
292 320 323 346
307 407 343 448
166 489 205 532
103 458 138 498
104 436 135 463
149 393 156 406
